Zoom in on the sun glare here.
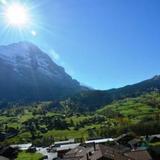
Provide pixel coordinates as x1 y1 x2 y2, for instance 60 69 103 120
0 1 43 38
4 3 29 27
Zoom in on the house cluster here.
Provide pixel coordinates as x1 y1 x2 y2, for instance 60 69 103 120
62 143 151 160
56 133 153 160
1 133 160 160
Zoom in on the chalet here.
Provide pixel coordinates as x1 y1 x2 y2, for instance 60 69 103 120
114 133 148 151
63 143 103 160
114 133 136 146
56 143 80 158
62 143 153 160
50 139 75 151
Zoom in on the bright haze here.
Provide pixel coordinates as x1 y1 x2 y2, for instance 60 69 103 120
0 0 160 90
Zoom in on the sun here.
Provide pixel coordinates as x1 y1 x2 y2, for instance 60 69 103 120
0 1 42 38
4 3 29 27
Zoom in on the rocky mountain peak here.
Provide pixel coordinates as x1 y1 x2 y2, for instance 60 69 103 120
0 42 82 101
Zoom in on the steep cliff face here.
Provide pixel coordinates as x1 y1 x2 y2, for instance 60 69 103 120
0 42 81 101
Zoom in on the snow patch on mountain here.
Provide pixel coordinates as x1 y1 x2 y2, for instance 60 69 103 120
0 41 63 78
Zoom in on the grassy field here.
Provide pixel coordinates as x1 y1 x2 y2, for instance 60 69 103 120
44 128 88 140
1 92 160 144
97 93 160 123
44 123 101 141
65 115 91 125
16 151 43 160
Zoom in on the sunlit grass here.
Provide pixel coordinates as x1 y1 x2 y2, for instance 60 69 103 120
16 151 43 160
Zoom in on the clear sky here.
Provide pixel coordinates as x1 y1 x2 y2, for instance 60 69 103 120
0 0 160 90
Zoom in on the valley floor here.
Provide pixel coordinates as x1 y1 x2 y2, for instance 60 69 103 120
1 92 160 146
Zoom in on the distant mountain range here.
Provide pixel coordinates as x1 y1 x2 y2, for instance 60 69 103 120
0 42 83 101
62 75 160 112
0 41 160 111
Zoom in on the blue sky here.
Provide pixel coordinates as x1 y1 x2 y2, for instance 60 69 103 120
0 0 160 89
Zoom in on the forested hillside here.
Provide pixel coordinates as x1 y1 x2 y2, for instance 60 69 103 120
1 92 160 145
60 75 160 112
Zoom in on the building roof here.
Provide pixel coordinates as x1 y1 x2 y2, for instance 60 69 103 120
63 144 102 160
115 133 136 146
85 138 113 144
56 143 80 151
63 143 132 160
63 146 88 160
114 153 134 160
101 145 152 160
63 143 152 160
99 144 131 159
125 150 152 160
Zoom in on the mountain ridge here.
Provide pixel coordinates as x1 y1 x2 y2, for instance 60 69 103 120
0 41 160 111
0 41 83 101
61 75 160 112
